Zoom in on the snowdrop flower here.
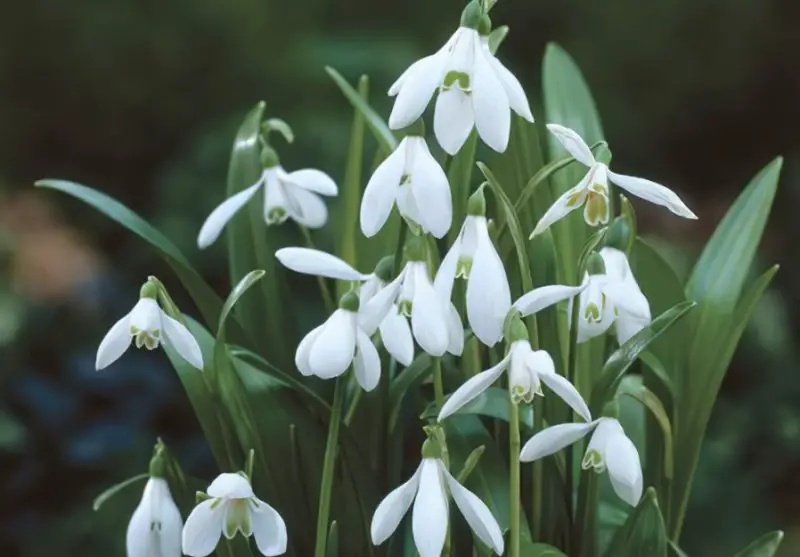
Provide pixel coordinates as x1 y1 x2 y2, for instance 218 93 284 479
198 146 337 248
361 128 452 239
531 124 696 237
520 417 643 506
183 473 287 557
371 438 504 557
96 281 203 370
295 291 383 391
435 187 510 346
388 1 533 155
127 464 182 557
438 312 590 422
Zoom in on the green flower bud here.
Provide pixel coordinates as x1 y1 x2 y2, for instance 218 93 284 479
460 0 484 30
398 119 425 138
260 146 280 169
403 235 428 262
139 280 159 300
373 256 395 283
339 291 360 312
467 184 487 216
421 438 443 459
605 216 634 254
478 14 492 36
505 312 528 344
586 252 606 276
148 447 168 478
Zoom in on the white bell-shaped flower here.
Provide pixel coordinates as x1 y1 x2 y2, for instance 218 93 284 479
182 473 287 557
371 440 504 557
361 134 452 239
127 477 183 557
198 148 337 248
96 288 203 371
531 124 696 237
388 2 533 155
519 417 643 506
435 189 510 346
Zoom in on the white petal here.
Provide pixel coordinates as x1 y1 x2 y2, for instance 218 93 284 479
519 422 596 462
598 247 629 282
360 273 403 335
285 169 338 196
445 302 464 356
472 41 511 153
432 233 461 302
437 355 509 421
389 54 435 96
389 55 443 130
546 124 596 167
514 283 585 317
466 226 511 346
162 313 204 369
284 186 328 229
607 168 696 219
308 310 357 378
605 433 644 506
360 143 406 237
95 313 132 370
614 312 651 346
440 463 504 554
379 309 414 366
250 498 288 556
576 281 616 344
295 324 324 376
603 279 651 323
354 330 381 392
411 267 450 357
207 473 254 498
488 55 533 122
408 138 452 238
371 463 423 545
434 88 475 156
197 181 262 248
538 366 592 422
127 478 182 557
129 297 162 332
412 459 449 557
275 247 368 281
182 499 226 557
529 176 589 237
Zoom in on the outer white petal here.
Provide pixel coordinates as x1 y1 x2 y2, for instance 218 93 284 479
275 247 369 281
445 303 464 356
614 312 651 346
95 313 132 370
197 181 262 248
411 269 450 357
284 186 328 228
389 54 435 96
388 55 443 129
354 330 381 392
466 227 511 346
295 324 324 376
158 482 184 557
308 310 357 378
129 297 162 332
546 124 596 167
604 280 651 322
529 175 589 237
440 463 504 554
285 169 338 196
162 313 204 369
250 498 288 556
598 247 629 282
514 283 585 317
182 499 226 557
360 144 406 237
432 233 461 301
127 478 182 557
605 433 644 506
208 473 254 498
519 422 596 462
408 138 452 238
379 309 414 366
607 168 696 219
472 40 511 153
437 355 509 421
537 364 592 422
488 55 533 122
360 273 403 335
412 459 449 557
434 88 475 156
371 463 423 544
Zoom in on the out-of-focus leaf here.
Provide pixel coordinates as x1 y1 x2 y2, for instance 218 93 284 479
92 474 148 511
388 353 432 431
733 530 784 557
604 488 667 557
525 543 568 556
447 132 478 245
421 387 533 430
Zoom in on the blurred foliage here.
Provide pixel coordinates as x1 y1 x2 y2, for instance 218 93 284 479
1 0 800 556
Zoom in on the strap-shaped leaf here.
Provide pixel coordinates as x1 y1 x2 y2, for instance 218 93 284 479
733 530 784 557
604 488 668 557
92 473 148 511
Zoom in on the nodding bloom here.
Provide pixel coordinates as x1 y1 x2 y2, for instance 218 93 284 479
531 123 696 237
182 473 287 557
387 1 533 155
520 417 643 506
126 476 182 557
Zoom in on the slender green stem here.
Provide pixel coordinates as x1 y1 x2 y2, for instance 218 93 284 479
314 377 345 557
300 225 335 313
343 385 362 427
564 291 582 550
433 357 445 411
531 398 543 540
393 220 408 275
509 400 522 557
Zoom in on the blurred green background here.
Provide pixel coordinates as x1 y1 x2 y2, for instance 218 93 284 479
1 0 799 555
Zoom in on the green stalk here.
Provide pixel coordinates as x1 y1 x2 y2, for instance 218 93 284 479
564 290 582 545
314 376 345 557
300 225 335 313
531 398 543 540
509 400 522 557
433 357 445 411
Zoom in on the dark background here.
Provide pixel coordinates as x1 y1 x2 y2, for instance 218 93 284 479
1 0 799 555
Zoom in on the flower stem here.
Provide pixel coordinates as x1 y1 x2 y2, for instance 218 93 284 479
314 376 345 557
299 225 335 313
433 357 445 411
564 288 582 549
531 398 543 540
509 400 522 557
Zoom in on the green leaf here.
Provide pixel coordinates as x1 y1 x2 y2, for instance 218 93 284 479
447 132 478 245
218 270 266 339
92 473 148 511
617 377 674 480
34 180 225 329
526 543 568 556
326 66 398 153
388 353 432 431
604 488 667 557
487 25 509 54
733 530 784 557
421 387 533 430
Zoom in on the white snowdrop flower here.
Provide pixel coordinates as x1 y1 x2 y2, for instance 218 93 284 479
520 417 643 506
361 131 452 239
371 439 504 557
95 282 203 371
127 476 182 557
388 1 533 155
182 473 287 557
198 147 337 248
434 187 510 346
531 124 696 237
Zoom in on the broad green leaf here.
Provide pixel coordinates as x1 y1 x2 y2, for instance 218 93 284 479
617 377 674 480
34 179 226 330
92 473 148 511
326 520 339 557
218 270 266 337
447 132 478 245
421 387 533 430
733 530 784 557
604 488 667 557
326 66 398 153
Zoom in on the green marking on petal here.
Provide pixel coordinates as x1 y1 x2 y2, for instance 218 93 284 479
581 448 605 473
223 499 250 540
443 70 471 92
266 207 288 225
398 299 412 317
456 257 473 279
584 302 601 323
